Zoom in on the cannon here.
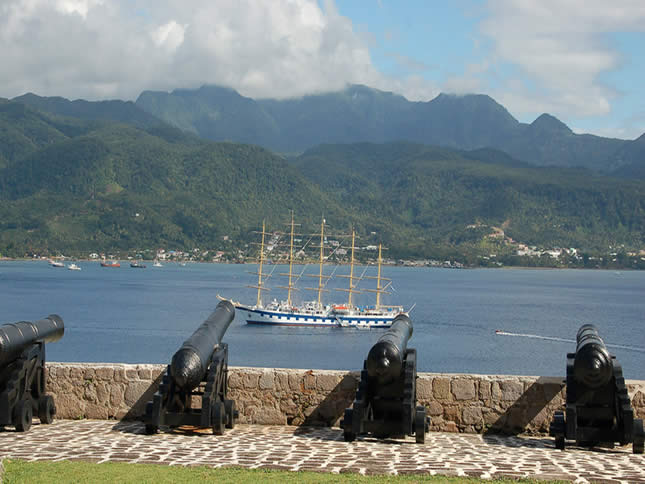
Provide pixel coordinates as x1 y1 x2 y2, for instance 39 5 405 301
0 315 64 432
144 300 238 435
550 324 644 454
340 314 429 443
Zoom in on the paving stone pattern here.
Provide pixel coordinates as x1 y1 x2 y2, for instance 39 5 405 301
1 420 644 482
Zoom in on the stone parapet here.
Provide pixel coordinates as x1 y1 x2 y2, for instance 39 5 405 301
45 363 645 435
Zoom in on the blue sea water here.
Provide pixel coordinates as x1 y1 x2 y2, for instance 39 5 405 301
1 260 643 379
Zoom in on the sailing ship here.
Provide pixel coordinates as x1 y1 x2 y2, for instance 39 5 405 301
223 214 407 328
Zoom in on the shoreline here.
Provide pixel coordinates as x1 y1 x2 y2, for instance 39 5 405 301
1 257 642 271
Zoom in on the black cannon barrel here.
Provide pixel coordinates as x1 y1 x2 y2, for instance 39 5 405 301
170 300 235 391
366 314 413 384
0 315 65 366
573 324 613 388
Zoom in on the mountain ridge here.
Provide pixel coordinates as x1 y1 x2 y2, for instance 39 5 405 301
134 84 641 174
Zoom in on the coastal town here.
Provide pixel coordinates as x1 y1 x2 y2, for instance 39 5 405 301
9 223 645 270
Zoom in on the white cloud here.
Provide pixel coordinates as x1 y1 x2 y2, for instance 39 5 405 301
0 0 428 101
476 0 645 120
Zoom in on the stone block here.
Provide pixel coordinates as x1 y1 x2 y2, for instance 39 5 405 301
491 382 501 401
242 371 261 389
462 406 483 425
125 369 139 380
483 408 501 426
500 381 524 401
85 402 109 420
442 421 459 433
95 367 114 380
138 368 153 380
479 381 491 400
70 367 84 380
251 407 286 425
416 377 433 400
83 384 98 403
426 400 443 416
113 368 127 383
110 384 124 408
452 379 476 400
316 373 339 392
259 370 275 390
124 381 152 407
340 374 359 391
96 383 110 403
288 373 303 391
304 372 316 391
433 378 451 400
228 371 244 389
443 405 460 424
275 372 289 391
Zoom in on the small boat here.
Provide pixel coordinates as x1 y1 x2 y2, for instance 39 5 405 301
153 261 163 267
100 260 120 267
67 263 81 271
49 260 65 267
130 261 146 268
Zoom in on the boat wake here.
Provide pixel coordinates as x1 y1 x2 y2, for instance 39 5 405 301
495 330 645 353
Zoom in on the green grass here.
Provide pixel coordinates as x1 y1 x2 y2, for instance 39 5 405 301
1 459 566 483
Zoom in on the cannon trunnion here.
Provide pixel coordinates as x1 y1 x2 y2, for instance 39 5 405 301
341 314 429 443
144 300 238 435
0 315 65 432
549 324 644 454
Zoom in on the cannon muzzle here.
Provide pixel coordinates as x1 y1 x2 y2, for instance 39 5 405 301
573 323 613 388
366 314 413 384
0 315 64 366
170 300 235 390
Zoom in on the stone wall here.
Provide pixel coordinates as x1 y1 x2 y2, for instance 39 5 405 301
46 363 645 435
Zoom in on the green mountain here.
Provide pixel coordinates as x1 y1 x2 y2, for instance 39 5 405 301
136 84 634 173
291 143 645 254
610 134 645 178
14 93 163 129
1 98 644 261
0 101 350 254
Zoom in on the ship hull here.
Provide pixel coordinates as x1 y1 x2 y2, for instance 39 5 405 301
236 305 399 328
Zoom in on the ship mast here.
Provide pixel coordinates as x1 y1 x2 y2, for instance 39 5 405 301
364 243 392 310
336 228 362 307
278 211 299 306
304 216 331 308
375 244 383 309
287 211 295 306
247 219 272 308
348 230 356 307
317 218 325 305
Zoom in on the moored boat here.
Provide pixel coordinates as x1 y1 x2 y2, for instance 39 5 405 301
67 263 81 271
130 261 146 268
49 260 65 267
100 260 120 267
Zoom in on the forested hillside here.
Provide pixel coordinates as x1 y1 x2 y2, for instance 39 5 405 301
1 99 644 262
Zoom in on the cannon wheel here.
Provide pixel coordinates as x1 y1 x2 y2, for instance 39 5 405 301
14 399 33 432
343 408 356 442
634 419 644 454
224 399 236 429
211 401 226 435
415 406 427 444
550 411 566 450
38 395 55 424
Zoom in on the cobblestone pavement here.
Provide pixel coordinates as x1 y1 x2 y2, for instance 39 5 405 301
1 420 644 482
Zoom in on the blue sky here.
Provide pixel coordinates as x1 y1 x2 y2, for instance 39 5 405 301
335 0 645 139
1 0 644 139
